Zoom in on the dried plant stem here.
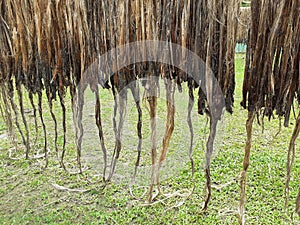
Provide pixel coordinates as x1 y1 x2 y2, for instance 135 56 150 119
129 83 143 182
28 92 38 144
239 111 255 225
285 111 300 209
58 91 67 170
202 117 218 211
156 78 175 192
107 85 127 181
37 91 48 168
0 85 14 143
187 80 195 178
147 76 158 203
75 87 84 174
8 84 27 154
48 100 58 158
94 87 107 182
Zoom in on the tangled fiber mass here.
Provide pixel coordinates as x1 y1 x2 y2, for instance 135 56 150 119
0 0 300 223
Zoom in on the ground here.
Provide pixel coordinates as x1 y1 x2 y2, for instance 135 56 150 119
0 54 300 224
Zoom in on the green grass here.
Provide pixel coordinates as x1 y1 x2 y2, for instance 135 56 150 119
0 54 300 224
241 1 251 7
